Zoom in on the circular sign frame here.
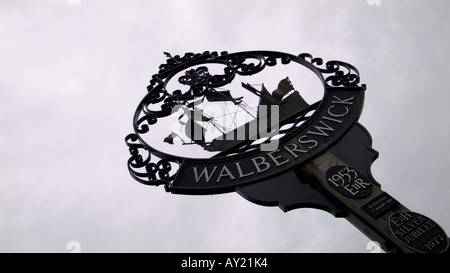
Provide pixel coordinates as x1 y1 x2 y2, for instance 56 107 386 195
125 51 366 193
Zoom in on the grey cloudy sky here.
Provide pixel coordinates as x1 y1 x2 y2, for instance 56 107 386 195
1 0 449 253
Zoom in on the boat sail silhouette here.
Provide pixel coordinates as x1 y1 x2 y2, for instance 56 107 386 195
164 76 313 155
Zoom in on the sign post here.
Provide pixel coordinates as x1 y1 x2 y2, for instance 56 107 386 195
125 51 448 253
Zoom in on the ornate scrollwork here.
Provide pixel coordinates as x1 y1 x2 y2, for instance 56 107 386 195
177 65 235 96
298 53 360 87
125 133 180 186
232 52 266 76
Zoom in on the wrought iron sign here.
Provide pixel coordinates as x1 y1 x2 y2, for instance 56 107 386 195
125 51 449 253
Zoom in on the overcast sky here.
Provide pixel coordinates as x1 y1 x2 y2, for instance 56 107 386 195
1 0 450 253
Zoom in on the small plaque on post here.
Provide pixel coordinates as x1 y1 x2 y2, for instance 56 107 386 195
326 165 372 198
389 211 449 253
362 192 399 219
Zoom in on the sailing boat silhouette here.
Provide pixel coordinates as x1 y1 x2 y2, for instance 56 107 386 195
164 77 312 155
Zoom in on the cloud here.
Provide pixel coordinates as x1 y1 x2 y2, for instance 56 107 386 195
1 0 449 253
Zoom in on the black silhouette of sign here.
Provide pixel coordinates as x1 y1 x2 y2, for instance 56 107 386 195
125 51 448 253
